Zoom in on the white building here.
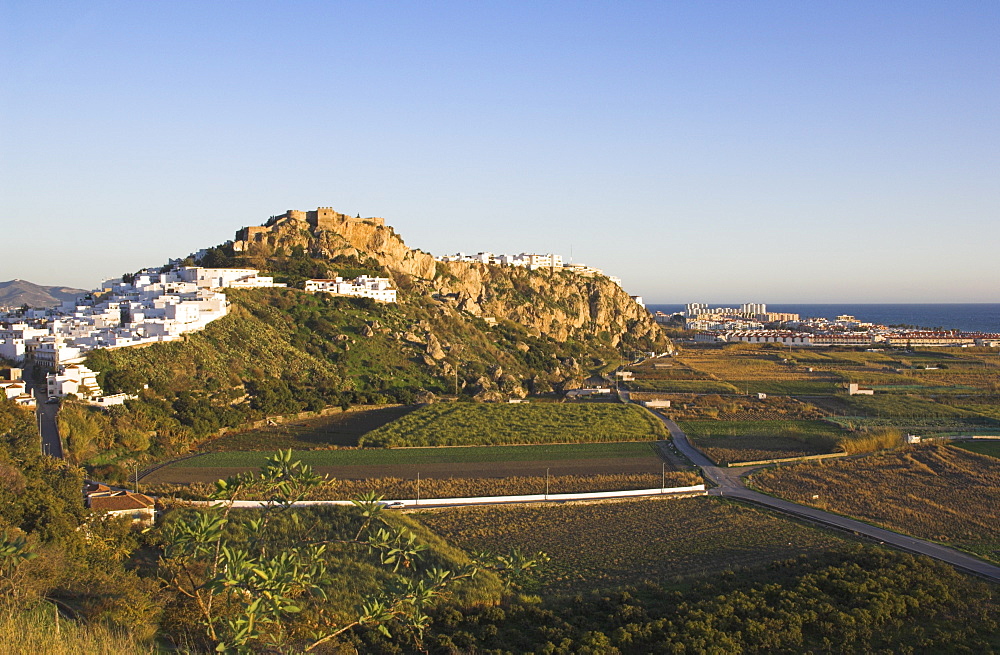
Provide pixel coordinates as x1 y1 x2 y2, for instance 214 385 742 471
47 364 102 399
0 265 290 369
304 276 397 303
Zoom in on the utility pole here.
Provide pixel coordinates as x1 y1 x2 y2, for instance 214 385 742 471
545 468 550 500
416 472 420 506
662 462 665 492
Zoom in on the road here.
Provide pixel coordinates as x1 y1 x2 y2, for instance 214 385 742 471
23 370 64 459
651 411 1000 583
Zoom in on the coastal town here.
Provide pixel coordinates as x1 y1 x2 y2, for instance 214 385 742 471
655 302 1000 348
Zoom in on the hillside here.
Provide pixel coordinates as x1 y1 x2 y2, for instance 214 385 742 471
75 207 670 466
0 279 88 308
227 208 663 346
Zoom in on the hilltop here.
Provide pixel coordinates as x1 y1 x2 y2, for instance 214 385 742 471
0 279 88 308
75 207 669 464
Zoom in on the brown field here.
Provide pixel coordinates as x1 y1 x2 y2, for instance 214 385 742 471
696 436 830 464
662 393 824 421
674 347 841 383
143 455 670 485
750 444 1000 563
199 405 417 451
146 470 702 501
416 497 854 594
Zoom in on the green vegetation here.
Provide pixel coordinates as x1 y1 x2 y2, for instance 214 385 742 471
0 398 160 649
200 405 417 451
0 601 145 655
143 441 694 497
393 549 999 654
81 282 665 470
154 451 505 652
359 403 667 447
666 393 823 421
627 379 738 393
742 380 840 394
177 440 667 468
678 419 846 464
751 444 1000 563
954 439 1000 459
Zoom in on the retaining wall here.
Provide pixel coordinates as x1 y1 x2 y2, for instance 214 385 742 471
207 484 707 509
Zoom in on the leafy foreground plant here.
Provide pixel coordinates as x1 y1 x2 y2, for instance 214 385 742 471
156 449 536 653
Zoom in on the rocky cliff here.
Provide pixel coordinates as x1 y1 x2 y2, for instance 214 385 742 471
229 207 668 351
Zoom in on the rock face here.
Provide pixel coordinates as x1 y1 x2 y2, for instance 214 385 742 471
231 207 668 350
432 261 663 347
234 208 437 280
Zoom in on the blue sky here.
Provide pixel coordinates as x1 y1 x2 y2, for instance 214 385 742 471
2 1 997 302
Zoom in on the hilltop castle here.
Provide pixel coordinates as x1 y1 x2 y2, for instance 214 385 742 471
233 208 385 251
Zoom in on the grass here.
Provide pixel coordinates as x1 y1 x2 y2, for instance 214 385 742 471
142 441 689 492
750 444 1000 563
627 380 739 393
740 381 841 395
199 405 418 451
178 441 667 467
416 496 854 595
0 601 150 654
358 403 667 447
953 440 1000 459
678 419 846 464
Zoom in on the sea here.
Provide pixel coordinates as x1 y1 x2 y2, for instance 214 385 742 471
644 304 1000 334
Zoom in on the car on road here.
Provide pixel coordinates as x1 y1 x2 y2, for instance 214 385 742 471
383 501 406 509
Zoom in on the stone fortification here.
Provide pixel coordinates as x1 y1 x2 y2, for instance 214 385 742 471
233 207 435 280
231 207 667 349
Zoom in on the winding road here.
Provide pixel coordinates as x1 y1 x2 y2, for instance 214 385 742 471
651 410 1000 583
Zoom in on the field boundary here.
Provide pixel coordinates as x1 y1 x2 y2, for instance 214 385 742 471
187 484 708 509
728 452 849 468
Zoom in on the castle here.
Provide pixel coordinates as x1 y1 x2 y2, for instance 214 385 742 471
233 208 385 251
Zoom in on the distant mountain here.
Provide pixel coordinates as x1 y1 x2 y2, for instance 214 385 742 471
0 279 89 309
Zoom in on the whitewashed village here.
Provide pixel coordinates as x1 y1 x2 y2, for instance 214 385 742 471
0 262 400 409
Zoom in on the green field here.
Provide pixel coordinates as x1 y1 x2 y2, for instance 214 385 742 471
417 497 854 594
199 405 418 451
953 440 1000 459
741 381 840 395
358 402 667 447
626 379 739 393
679 419 846 464
174 441 665 468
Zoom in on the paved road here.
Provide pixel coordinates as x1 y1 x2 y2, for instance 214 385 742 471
23 372 64 459
652 411 1000 583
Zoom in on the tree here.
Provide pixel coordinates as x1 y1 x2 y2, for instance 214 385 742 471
157 450 478 652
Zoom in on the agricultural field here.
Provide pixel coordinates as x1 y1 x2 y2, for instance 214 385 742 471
199 405 417 451
357 402 667 447
750 444 1000 563
627 379 738 393
678 419 846 464
672 345 844 385
416 497 855 595
953 440 1000 459
141 441 690 494
664 394 823 421
149 470 703 502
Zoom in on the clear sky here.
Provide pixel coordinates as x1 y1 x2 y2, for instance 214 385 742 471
2 1 998 302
